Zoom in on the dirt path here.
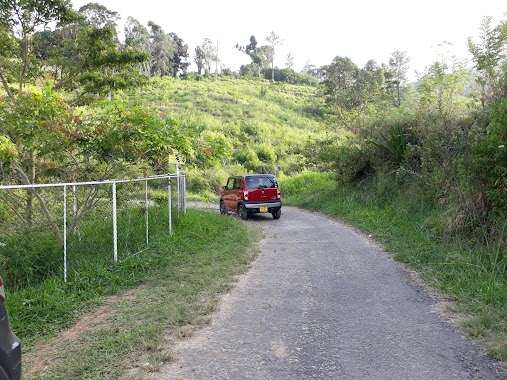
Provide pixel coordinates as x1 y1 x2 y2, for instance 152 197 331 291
149 206 504 380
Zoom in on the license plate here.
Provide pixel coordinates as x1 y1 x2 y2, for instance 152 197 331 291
260 206 268 212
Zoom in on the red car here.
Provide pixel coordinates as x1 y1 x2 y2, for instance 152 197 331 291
220 174 282 220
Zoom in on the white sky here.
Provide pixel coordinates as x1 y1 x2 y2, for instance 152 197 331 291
72 0 506 79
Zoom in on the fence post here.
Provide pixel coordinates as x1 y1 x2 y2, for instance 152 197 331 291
112 182 118 263
72 185 77 233
168 180 172 235
176 166 181 215
145 180 149 247
63 185 68 282
183 174 187 215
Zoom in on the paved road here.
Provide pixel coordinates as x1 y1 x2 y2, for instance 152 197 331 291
152 206 504 380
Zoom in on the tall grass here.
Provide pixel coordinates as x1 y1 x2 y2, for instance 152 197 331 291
4 202 177 338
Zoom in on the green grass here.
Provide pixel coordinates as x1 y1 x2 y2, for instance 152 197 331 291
280 172 507 362
117 76 330 178
5 207 259 379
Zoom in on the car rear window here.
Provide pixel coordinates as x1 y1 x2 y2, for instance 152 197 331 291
245 175 277 189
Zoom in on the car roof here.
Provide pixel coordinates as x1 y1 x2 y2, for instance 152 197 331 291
230 174 276 179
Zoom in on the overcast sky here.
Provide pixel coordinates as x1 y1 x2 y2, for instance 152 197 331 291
72 0 506 79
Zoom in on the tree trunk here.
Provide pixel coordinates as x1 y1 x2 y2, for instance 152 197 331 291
0 70 15 102
14 162 64 245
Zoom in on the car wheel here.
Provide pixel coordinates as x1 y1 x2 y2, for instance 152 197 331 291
272 208 281 219
238 204 248 220
219 200 228 215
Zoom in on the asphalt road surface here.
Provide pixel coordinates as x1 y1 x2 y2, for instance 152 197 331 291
152 206 504 380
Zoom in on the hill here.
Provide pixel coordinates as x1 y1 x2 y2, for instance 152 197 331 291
117 76 332 192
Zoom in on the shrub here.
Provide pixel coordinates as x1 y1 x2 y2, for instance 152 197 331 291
234 149 262 172
468 99 507 216
255 143 276 164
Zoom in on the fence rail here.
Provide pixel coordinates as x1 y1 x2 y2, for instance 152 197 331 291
0 173 186 282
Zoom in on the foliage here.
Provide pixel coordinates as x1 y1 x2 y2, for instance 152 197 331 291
467 16 507 108
235 35 263 78
55 24 150 101
120 76 329 177
0 0 76 97
0 135 18 161
0 86 191 244
370 125 416 167
467 98 507 216
416 59 468 117
194 38 216 76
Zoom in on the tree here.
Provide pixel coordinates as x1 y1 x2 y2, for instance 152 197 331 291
323 56 358 101
266 31 282 81
124 16 149 50
167 32 189 77
194 38 215 75
417 60 467 117
323 56 391 131
467 16 507 108
124 16 150 75
148 21 175 76
285 52 294 70
53 23 150 102
0 87 191 244
257 45 274 72
0 0 75 98
236 35 262 78
78 2 119 28
386 50 411 106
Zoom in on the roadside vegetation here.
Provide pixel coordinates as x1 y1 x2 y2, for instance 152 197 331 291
0 0 506 376
16 208 259 379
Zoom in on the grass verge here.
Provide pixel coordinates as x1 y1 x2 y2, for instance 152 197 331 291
280 171 507 363
10 208 259 379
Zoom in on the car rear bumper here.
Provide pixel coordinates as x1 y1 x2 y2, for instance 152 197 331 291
244 201 282 212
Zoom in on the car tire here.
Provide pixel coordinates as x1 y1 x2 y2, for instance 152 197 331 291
219 200 227 215
238 204 248 220
272 208 281 219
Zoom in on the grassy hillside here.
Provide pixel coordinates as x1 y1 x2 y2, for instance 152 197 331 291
117 76 332 193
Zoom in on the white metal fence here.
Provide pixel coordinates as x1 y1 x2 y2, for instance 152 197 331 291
0 173 186 282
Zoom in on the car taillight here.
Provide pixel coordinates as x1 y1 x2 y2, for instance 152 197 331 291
0 277 5 302
243 190 249 201
277 189 281 199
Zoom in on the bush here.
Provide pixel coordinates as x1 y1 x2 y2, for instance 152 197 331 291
255 143 276 164
469 99 507 215
234 149 262 172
